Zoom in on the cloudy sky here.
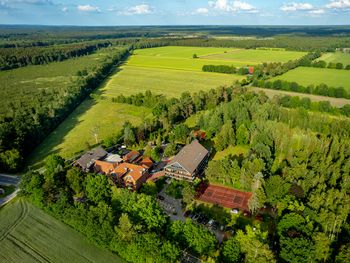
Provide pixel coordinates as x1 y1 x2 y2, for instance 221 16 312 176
0 0 349 25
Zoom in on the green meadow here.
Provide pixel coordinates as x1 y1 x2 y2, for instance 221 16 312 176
272 67 350 90
200 48 307 63
131 46 307 71
317 52 350 65
27 100 151 166
0 200 123 263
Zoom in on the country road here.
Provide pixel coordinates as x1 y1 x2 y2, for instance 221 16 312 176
0 174 20 186
0 174 21 207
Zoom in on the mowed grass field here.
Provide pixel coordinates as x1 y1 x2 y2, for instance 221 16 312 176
272 67 350 90
130 46 307 71
0 199 123 263
317 52 350 65
28 99 151 166
102 66 243 98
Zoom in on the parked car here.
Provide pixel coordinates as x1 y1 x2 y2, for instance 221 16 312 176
183 210 191 217
230 209 239 214
157 195 165 201
208 219 215 226
192 214 200 221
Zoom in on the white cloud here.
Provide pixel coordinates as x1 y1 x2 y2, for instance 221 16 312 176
281 2 314 11
195 7 209 14
77 5 100 13
308 9 325 14
62 6 68 12
123 4 153 15
326 0 350 9
208 0 257 13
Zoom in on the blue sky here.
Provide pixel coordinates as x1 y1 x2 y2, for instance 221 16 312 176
0 0 349 25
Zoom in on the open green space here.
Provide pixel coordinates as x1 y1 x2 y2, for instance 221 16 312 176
0 47 119 116
131 46 307 71
0 199 123 263
272 67 350 90
102 66 243 98
317 52 350 65
27 100 151 166
201 49 307 64
213 145 249 160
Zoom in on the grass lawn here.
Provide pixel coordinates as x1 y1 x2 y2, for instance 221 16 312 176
317 52 350 65
27 99 151 167
213 145 250 160
272 67 350 90
101 66 243 99
0 185 15 198
0 199 123 263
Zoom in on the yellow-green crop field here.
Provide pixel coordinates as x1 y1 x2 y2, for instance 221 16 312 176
0 200 123 263
130 46 307 71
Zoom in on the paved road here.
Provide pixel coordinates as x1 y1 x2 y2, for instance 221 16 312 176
0 174 20 186
0 189 19 207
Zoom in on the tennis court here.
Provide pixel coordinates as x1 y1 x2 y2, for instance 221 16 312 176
197 183 252 211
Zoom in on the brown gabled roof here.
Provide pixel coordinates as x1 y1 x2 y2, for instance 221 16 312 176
123 150 140 163
167 140 209 174
76 146 108 170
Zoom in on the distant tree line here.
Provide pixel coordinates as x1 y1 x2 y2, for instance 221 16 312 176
275 95 350 117
202 64 250 75
306 60 350 70
0 41 112 70
253 79 349 99
128 36 350 52
0 48 130 172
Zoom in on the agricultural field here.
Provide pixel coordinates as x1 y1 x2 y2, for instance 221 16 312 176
0 199 123 263
27 100 151 167
131 46 307 71
272 67 350 90
0 47 118 117
201 49 306 64
102 66 243 98
317 52 350 65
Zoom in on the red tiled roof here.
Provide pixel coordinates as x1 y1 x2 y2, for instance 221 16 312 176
147 171 165 182
138 157 154 169
196 184 252 211
114 163 148 182
94 160 118 174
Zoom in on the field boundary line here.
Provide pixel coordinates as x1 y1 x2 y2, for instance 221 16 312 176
0 199 29 242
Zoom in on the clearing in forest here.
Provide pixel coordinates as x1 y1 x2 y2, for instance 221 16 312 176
0 199 123 263
272 67 350 91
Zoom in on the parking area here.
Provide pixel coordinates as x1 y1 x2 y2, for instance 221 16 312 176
157 184 186 222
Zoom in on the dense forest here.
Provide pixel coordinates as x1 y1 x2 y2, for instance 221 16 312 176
20 87 350 262
0 48 130 172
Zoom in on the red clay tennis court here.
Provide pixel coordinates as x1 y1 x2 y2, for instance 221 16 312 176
196 183 252 211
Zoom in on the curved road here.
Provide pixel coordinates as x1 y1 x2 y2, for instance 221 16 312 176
0 174 20 207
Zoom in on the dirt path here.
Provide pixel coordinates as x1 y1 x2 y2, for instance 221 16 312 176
251 87 350 108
